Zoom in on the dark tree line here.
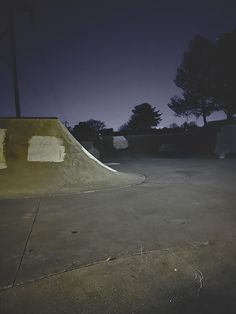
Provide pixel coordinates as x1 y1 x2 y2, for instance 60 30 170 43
68 103 162 141
168 28 236 125
67 28 236 137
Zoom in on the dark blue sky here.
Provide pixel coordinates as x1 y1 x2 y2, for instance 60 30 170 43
1 0 236 129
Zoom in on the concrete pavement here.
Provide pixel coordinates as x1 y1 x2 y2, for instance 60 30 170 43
0 158 236 313
1 242 236 313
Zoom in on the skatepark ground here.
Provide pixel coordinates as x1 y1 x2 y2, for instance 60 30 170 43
0 157 236 313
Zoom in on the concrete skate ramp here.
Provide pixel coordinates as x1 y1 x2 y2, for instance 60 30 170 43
0 118 143 198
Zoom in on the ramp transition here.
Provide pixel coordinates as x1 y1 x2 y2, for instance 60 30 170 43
0 118 143 198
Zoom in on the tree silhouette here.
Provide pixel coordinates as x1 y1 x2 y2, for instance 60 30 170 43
118 123 129 132
125 103 162 131
168 35 218 125
72 119 106 141
169 123 179 128
85 119 106 132
168 94 192 119
212 28 236 119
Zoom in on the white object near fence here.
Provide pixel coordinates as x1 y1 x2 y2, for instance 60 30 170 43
113 136 129 149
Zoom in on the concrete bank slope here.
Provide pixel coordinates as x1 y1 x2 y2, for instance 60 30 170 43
0 118 143 198
1 242 236 314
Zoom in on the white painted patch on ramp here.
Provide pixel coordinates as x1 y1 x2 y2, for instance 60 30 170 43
28 136 65 162
0 129 7 169
113 136 129 149
81 146 117 172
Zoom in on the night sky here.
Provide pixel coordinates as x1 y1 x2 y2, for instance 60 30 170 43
1 0 236 130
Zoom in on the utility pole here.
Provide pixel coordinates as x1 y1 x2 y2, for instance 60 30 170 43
10 9 21 117
0 4 34 117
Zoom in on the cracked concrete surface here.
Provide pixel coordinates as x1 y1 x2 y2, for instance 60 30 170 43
0 158 236 313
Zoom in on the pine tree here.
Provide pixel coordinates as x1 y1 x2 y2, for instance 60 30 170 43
126 103 162 131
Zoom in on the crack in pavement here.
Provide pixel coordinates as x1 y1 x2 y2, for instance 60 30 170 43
12 199 42 288
1 240 224 292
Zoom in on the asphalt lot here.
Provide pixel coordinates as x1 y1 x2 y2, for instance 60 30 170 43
0 157 236 313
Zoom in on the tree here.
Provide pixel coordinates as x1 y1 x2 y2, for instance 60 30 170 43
212 28 236 119
118 123 130 132
72 119 106 141
168 35 218 125
168 95 192 120
168 92 215 124
125 103 162 131
180 121 197 129
169 123 179 128
100 128 114 135
84 119 106 132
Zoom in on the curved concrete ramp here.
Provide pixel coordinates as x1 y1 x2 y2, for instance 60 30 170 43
0 118 143 198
